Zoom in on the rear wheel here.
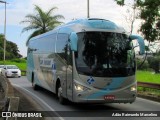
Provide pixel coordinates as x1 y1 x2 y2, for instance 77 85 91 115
32 73 39 90
33 82 39 90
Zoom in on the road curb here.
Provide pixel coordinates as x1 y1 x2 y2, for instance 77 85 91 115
1 76 46 120
0 76 20 120
0 75 8 111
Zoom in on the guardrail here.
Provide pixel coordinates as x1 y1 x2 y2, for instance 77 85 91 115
137 82 160 90
137 81 160 102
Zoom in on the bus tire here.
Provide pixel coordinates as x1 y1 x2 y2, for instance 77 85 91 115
57 84 66 104
33 83 39 90
32 72 39 90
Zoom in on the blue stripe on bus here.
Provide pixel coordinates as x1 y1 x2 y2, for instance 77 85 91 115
87 77 126 99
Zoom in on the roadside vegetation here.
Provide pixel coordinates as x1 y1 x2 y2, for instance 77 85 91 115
0 34 22 60
136 54 160 100
0 58 26 71
136 51 160 76
136 71 160 84
115 0 160 84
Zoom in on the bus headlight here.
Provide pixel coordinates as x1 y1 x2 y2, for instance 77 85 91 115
130 85 136 91
74 83 89 92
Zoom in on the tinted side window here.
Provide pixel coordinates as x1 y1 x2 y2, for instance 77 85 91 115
56 34 69 60
29 33 56 53
38 34 56 52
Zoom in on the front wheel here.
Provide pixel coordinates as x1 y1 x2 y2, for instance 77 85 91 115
58 85 66 104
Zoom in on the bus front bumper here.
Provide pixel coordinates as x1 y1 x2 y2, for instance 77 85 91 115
72 88 137 104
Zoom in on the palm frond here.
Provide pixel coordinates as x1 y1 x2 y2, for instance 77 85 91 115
46 7 58 16
21 5 65 41
52 15 65 20
21 25 39 33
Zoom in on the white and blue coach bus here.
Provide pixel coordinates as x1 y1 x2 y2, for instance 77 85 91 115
27 18 145 104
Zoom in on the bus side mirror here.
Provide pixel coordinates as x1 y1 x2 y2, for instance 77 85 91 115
129 35 145 55
70 32 78 51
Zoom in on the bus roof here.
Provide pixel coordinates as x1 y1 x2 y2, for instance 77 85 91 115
57 18 126 33
29 18 127 44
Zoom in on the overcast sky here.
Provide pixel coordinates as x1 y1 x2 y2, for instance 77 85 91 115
0 0 141 57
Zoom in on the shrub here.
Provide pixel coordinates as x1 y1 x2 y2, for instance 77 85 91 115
136 58 150 70
147 56 160 73
11 58 26 63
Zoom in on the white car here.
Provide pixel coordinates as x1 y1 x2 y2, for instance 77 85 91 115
2 65 21 78
0 65 5 75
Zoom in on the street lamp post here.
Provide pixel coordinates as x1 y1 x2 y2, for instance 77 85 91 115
87 0 90 18
0 0 7 65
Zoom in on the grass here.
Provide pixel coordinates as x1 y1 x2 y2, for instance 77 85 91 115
136 70 160 84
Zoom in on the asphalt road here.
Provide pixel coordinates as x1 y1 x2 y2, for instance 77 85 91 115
8 76 160 120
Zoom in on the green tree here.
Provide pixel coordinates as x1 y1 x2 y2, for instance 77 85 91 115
115 0 160 42
147 56 160 73
115 0 160 73
0 34 22 60
21 5 65 44
137 0 160 42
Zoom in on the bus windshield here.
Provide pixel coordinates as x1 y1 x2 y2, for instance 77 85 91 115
75 32 136 77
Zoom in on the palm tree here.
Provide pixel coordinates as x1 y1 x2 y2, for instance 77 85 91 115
21 5 64 44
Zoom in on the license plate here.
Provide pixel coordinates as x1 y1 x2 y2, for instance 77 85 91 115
13 73 17 76
104 95 115 100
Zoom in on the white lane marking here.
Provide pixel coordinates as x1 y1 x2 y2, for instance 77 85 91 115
13 84 65 120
